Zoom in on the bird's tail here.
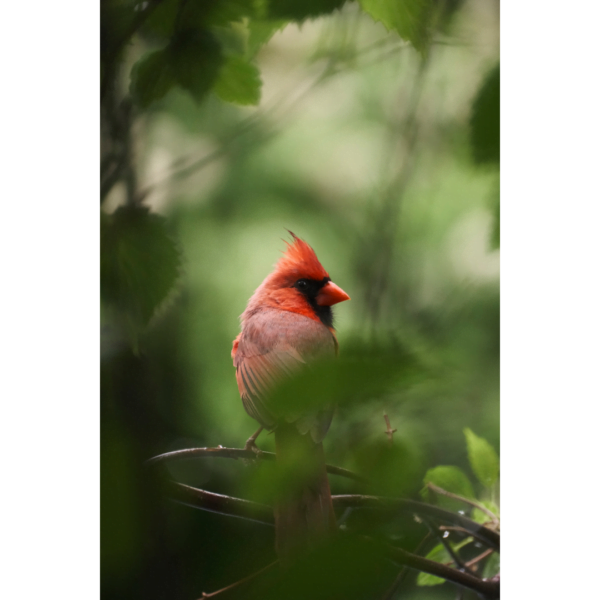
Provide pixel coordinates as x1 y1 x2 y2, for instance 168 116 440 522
274 422 336 565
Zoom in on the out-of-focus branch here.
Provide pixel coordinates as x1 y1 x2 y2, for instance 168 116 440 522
334 495 499 551
169 481 274 526
200 560 279 599
146 446 367 482
362 537 500 600
168 483 499 597
166 480 499 551
381 533 430 600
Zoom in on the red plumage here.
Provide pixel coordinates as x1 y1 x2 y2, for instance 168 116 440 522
232 232 350 563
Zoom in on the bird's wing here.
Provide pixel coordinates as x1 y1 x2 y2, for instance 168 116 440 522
233 309 336 437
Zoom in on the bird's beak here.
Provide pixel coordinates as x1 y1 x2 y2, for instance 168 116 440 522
316 281 351 306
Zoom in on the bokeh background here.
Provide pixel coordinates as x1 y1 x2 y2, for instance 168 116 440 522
101 1 499 598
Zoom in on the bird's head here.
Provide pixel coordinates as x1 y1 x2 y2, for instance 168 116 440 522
246 232 350 328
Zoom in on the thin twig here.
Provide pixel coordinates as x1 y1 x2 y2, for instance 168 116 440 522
383 414 397 446
146 446 367 483
200 560 278 599
422 517 475 575
426 482 500 529
439 525 473 536
465 548 493 569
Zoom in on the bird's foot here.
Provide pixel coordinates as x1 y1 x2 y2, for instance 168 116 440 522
244 438 264 457
243 426 264 460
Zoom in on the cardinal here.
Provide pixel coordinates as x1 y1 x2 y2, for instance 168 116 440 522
231 232 350 563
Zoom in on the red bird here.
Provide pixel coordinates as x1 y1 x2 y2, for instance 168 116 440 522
232 232 350 563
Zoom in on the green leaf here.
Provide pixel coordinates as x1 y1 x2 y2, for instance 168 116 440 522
266 0 346 21
101 206 181 344
140 0 179 39
246 19 288 58
464 428 499 487
214 55 262 105
416 543 447 586
471 499 500 525
130 30 224 108
359 0 434 53
205 0 263 27
168 30 224 104
482 551 500 580
130 48 175 108
469 67 507 165
212 22 249 56
422 465 475 501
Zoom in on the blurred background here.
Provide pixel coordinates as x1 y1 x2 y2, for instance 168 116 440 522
101 0 499 598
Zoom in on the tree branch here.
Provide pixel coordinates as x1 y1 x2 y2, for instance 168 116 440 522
168 483 499 598
333 495 499 551
169 481 274 526
361 537 500 600
146 446 367 482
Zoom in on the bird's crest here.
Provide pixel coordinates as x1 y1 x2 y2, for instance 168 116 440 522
274 231 330 282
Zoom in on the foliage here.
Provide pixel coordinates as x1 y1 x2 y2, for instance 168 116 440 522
101 0 499 598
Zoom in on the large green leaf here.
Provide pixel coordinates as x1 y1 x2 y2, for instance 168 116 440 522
471 499 500 525
266 0 346 21
470 63 500 165
131 30 224 108
482 551 500 580
416 543 448 586
129 48 175 108
422 465 475 506
359 0 433 53
101 206 181 342
464 427 499 487
214 54 262 105
168 29 224 103
266 344 425 420
246 19 288 58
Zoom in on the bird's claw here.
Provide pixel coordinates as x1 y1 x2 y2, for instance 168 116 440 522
244 437 264 458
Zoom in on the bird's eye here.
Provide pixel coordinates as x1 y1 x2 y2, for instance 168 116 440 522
295 279 308 289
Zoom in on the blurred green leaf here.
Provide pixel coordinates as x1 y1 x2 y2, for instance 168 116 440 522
416 543 448 586
212 22 249 56
130 48 175 108
169 29 224 104
101 206 181 342
470 68 505 164
267 345 425 419
464 427 499 487
214 54 262 105
351 438 424 497
130 29 225 109
266 0 347 21
246 19 288 58
205 0 263 27
140 0 179 40
422 465 475 500
359 0 434 53
482 550 500 579
471 499 500 524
